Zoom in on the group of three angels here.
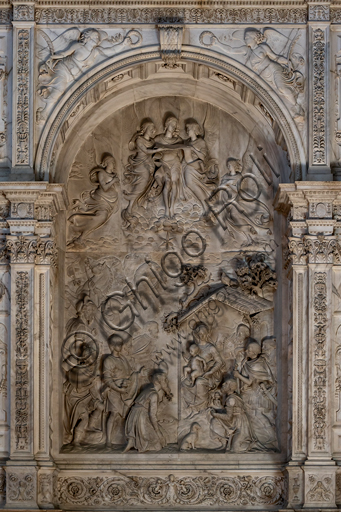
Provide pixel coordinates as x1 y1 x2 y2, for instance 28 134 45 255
122 116 219 222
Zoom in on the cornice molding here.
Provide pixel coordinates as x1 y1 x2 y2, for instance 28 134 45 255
34 4 308 24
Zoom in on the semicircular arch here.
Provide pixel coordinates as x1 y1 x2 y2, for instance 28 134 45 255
36 45 306 182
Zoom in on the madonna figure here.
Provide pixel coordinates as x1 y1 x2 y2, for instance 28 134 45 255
123 121 159 217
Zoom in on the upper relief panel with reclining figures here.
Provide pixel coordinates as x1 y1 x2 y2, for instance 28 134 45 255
61 96 285 456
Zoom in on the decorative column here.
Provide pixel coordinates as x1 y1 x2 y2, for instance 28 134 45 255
10 0 35 180
0 183 66 509
276 182 341 509
307 1 333 181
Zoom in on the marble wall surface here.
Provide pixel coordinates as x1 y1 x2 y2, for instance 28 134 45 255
0 0 340 509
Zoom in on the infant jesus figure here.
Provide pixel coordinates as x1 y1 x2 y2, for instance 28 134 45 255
183 344 207 385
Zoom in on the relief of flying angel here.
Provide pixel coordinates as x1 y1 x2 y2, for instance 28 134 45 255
37 27 141 113
200 27 305 121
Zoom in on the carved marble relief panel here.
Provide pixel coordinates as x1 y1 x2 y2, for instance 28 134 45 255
61 97 282 457
35 27 146 123
193 27 306 125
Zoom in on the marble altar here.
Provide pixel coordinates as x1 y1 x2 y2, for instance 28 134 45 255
0 0 340 509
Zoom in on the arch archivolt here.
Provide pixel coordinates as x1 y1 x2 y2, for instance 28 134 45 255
36 45 306 182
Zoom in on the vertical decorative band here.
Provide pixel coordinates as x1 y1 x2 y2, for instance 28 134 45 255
312 272 327 450
297 273 303 453
15 271 29 451
16 29 30 166
312 28 326 165
38 273 45 452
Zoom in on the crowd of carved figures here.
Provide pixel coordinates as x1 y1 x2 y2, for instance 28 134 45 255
62 250 278 453
63 102 279 454
67 111 273 249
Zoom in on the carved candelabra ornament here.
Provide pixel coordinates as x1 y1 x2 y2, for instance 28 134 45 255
158 25 184 68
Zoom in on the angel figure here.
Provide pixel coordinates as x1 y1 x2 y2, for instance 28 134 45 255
201 27 304 121
182 121 219 216
37 28 141 107
214 158 271 245
243 28 304 120
122 121 160 222
67 154 119 245
38 28 107 102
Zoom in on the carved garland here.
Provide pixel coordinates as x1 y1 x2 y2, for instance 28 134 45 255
312 272 327 450
16 29 30 166
312 29 326 166
57 474 286 507
15 271 29 450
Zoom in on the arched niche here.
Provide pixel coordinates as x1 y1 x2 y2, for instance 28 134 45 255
36 47 306 183
53 80 290 465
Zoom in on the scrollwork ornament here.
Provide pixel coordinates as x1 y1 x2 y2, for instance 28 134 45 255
7 472 35 502
16 29 30 165
312 28 326 165
15 271 29 451
57 474 286 507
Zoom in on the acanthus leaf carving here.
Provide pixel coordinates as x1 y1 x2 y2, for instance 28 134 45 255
35 237 57 266
308 4 330 21
6 236 36 264
34 7 307 25
304 235 337 264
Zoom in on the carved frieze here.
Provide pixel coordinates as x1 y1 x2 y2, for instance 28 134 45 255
6 471 36 504
57 474 286 508
34 7 307 25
